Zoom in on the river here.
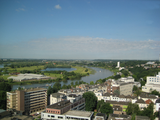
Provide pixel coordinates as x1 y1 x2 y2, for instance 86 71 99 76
11 67 113 90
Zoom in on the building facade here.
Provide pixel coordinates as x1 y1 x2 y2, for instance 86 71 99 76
7 88 47 115
142 72 160 92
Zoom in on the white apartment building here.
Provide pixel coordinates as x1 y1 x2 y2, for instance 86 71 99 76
142 72 160 92
50 93 65 105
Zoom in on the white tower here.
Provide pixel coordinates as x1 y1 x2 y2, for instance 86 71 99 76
117 62 120 68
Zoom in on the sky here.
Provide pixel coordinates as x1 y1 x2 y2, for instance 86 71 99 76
0 0 160 60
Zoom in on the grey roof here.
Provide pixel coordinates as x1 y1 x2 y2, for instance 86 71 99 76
106 100 130 105
156 99 160 103
113 106 122 111
136 115 150 120
51 93 65 98
140 93 157 99
136 99 145 104
109 114 130 118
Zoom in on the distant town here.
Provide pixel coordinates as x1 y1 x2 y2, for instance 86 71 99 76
0 59 160 120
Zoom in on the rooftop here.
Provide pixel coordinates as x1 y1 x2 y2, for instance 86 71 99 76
64 110 93 117
51 93 65 98
47 100 71 109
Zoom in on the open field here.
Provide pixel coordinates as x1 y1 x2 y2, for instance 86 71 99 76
72 66 92 74
44 73 63 78
7 65 45 71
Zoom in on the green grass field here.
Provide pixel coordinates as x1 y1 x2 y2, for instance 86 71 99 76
7 65 45 71
44 73 63 78
72 66 92 74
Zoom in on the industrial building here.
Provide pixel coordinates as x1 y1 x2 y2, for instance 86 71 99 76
7 73 50 81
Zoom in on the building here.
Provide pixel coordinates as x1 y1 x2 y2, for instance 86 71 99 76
94 113 107 120
119 83 133 96
155 98 160 111
8 73 50 81
142 72 160 92
108 114 131 120
50 93 65 105
41 110 93 120
41 97 87 120
7 87 47 115
6 92 16 110
116 62 120 68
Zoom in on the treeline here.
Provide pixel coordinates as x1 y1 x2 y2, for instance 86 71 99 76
129 67 160 81
44 64 71 69
5 62 45 68
20 68 42 74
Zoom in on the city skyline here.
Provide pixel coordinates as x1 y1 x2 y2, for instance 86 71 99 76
0 0 160 60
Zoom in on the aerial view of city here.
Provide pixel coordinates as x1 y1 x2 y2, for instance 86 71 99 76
0 0 160 120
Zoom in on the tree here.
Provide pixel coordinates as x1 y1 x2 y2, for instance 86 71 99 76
83 91 97 111
85 69 88 72
53 82 61 90
0 82 11 91
151 90 160 97
126 103 140 115
8 79 13 83
133 85 138 92
135 88 141 97
90 81 94 85
113 89 120 96
97 100 105 112
141 103 154 120
100 103 113 116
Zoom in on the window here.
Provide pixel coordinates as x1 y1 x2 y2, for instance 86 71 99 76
48 115 50 117
51 115 55 118
58 116 63 119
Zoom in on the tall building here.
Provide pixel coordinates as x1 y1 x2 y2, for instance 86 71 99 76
116 62 120 68
6 92 16 110
7 88 47 115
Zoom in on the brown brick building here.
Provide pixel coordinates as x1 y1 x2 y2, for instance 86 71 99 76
7 87 47 115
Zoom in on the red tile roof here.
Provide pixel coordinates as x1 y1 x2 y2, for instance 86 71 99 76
145 99 153 104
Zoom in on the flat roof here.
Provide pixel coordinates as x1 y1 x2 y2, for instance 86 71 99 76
47 100 71 109
64 110 93 117
8 87 47 93
24 87 47 92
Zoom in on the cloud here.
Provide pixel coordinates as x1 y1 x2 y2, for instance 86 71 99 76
26 37 160 53
16 8 26 12
1 37 160 59
55 4 61 9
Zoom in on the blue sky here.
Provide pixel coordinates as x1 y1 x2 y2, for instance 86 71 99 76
0 0 160 60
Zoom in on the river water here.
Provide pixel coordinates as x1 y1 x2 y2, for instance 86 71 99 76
11 67 113 90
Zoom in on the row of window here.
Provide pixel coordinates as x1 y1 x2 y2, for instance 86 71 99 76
149 80 160 82
47 110 60 114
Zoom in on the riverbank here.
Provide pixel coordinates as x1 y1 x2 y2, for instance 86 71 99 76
11 67 114 90
5 66 94 85
95 66 119 76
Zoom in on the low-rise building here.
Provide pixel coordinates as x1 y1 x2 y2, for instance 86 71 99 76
94 113 107 120
8 73 50 81
142 72 160 92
